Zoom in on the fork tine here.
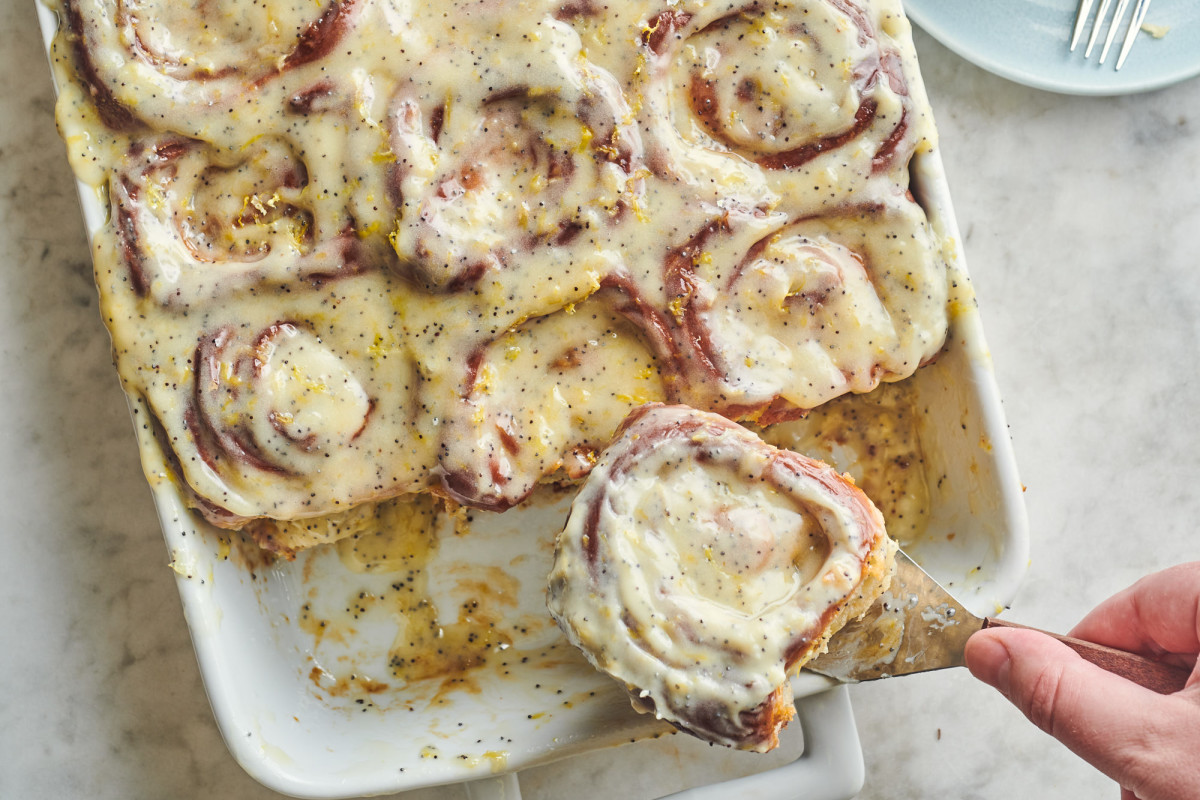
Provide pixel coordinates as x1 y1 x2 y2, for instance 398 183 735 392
1085 0 1116 56
1071 0 1096 51
1099 0 1133 63
1116 0 1153 69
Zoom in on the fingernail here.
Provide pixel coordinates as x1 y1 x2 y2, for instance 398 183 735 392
965 633 1012 696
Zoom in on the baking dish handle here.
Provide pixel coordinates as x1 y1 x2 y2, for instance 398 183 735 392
657 686 864 800
658 685 864 800
464 771 522 800
461 685 862 800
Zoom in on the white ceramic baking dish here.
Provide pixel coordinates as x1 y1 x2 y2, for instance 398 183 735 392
37 2 1028 797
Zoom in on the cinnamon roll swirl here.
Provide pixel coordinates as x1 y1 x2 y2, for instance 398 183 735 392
61 0 362 132
668 197 948 422
189 323 374 478
387 47 644 292
112 136 365 309
548 403 896 751
639 0 925 211
435 295 667 511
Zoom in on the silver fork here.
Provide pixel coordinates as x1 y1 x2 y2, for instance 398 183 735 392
1070 0 1154 69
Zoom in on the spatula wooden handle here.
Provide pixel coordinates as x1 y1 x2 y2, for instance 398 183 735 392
982 618 1192 695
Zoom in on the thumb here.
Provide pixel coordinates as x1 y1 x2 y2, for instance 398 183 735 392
966 627 1198 800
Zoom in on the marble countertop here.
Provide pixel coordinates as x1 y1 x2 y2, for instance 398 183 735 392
3 3 1198 798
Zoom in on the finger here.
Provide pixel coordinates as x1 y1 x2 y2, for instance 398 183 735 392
966 627 1200 800
1068 562 1200 675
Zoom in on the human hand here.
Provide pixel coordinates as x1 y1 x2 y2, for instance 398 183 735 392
965 562 1200 800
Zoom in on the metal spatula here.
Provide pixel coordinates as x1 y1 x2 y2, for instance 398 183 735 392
806 550 1191 694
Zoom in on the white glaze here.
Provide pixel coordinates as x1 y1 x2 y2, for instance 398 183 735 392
51 0 949 530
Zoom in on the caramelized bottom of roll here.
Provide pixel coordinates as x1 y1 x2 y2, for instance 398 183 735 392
547 403 896 751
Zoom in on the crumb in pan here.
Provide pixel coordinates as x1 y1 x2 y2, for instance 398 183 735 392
761 381 930 548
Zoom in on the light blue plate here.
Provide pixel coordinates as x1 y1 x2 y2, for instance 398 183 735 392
903 0 1200 95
